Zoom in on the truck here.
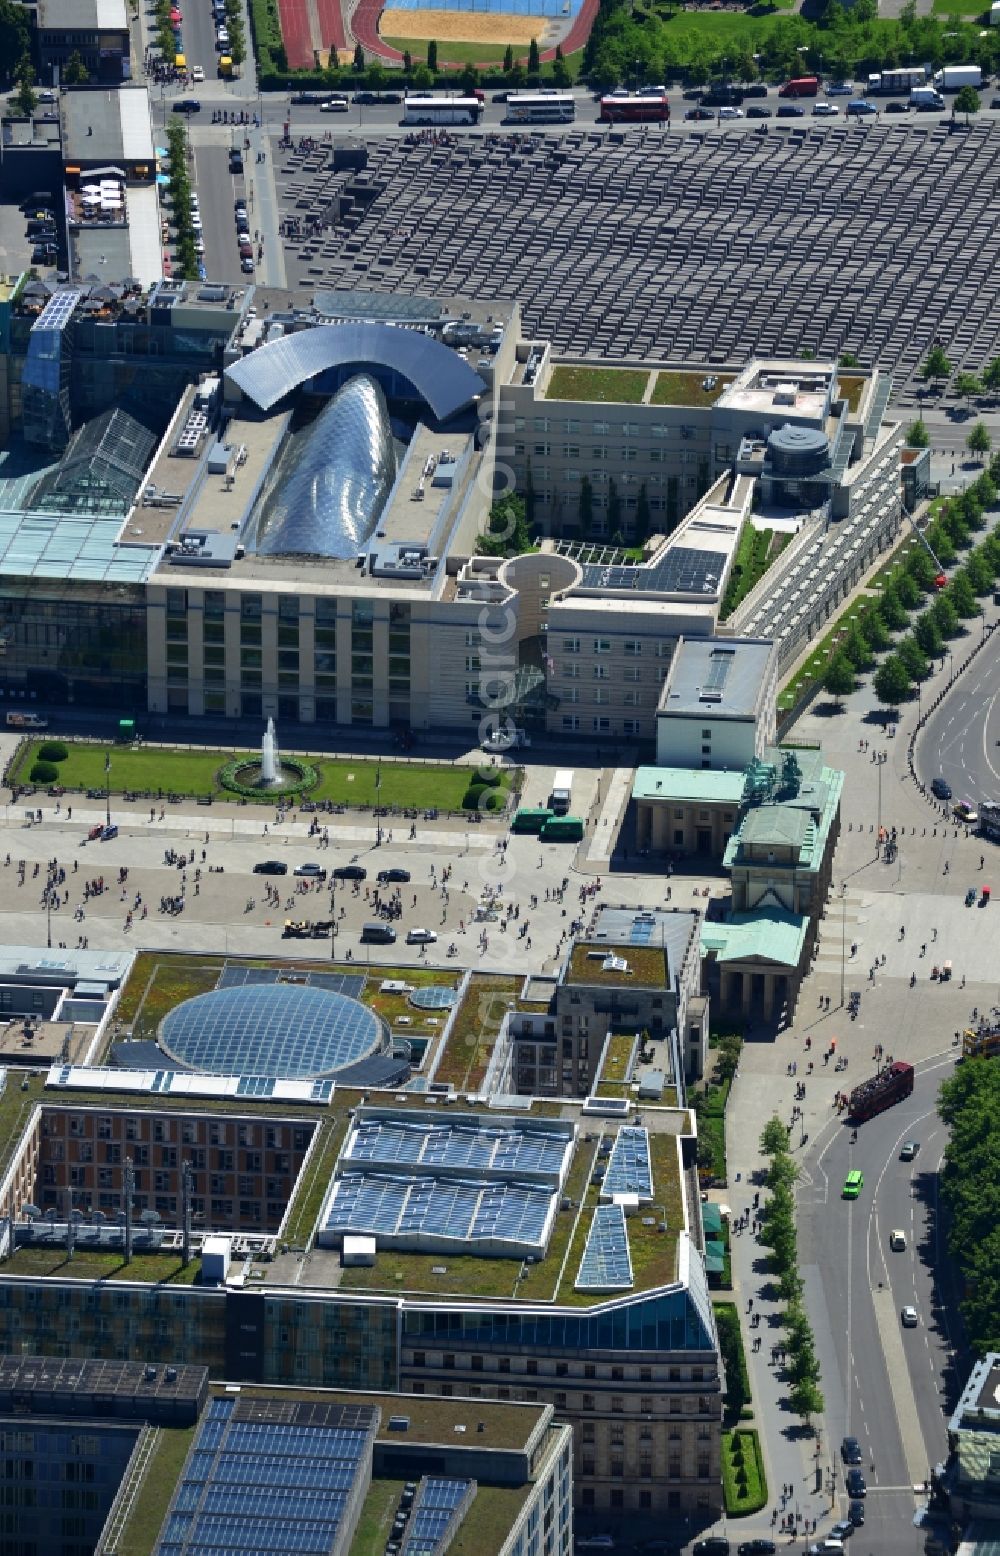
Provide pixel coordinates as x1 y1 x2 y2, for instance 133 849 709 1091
933 65 982 90
778 76 819 97
978 800 1000 843
868 67 927 93
549 769 575 815
911 86 945 110
847 1060 914 1123
5 711 48 729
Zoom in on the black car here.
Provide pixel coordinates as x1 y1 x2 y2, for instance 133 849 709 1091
777 104 805 117
685 108 714 121
747 106 772 118
492 90 511 102
290 90 327 104
333 864 367 881
848 1502 865 1528
738 1543 777 1556
885 100 910 112
743 82 768 98
253 859 288 875
377 868 411 883
702 90 744 107
693 1541 730 1556
931 776 952 800
229 151 243 172
992 96 1000 109
31 246 57 263
173 99 201 113
845 1469 867 1499
841 1436 862 1465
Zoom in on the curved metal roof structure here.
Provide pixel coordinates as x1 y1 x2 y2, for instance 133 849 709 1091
225 322 487 420
256 373 396 559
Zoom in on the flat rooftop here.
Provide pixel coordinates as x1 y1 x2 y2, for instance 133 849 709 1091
566 942 669 988
632 767 747 803
658 636 774 721
718 360 836 422
62 88 154 165
38 0 128 24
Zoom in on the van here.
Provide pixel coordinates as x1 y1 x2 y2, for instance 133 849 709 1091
362 922 397 944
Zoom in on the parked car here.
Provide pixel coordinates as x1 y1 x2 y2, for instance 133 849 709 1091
333 864 367 880
294 862 327 878
693 1542 730 1556
377 868 411 883
685 108 714 121
777 104 805 117
575 1540 615 1553
826 81 853 95
173 99 201 113
320 98 349 112
743 83 768 98
253 859 288 875
738 1543 777 1556
718 105 744 119
885 101 910 112
847 100 878 116
747 106 773 118
241 257 254 273
406 928 437 945
812 102 839 116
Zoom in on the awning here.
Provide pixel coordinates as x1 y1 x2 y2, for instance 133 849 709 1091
702 1204 723 1236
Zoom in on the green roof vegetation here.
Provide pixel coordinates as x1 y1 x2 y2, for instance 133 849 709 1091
546 365 649 404
837 375 866 414
10 741 513 813
433 974 520 1092
1 1247 203 1284
449 1484 535 1556
567 943 667 988
650 371 734 408
350 1479 408 1556
111 1423 198 1556
282 1112 352 1248
598 1032 636 1087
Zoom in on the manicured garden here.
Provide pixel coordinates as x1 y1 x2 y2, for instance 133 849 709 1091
722 1429 768 1516
651 371 733 409
11 739 515 813
546 366 650 404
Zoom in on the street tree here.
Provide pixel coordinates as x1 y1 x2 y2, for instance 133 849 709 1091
982 357 1000 396
759 1116 789 1155
14 55 36 117
0 0 30 74
823 652 855 707
963 552 993 594
898 636 929 682
860 607 892 653
967 421 992 462
949 574 978 618
930 592 959 638
551 54 571 86
953 84 980 125
426 40 438 70
64 50 90 84
528 37 540 73
842 618 874 671
789 1376 825 1428
353 43 364 69
921 345 952 388
906 418 930 448
914 612 943 658
954 372 983 409
877 583 909 632
894 571 921 610
905 545 939 592
873 653 911 706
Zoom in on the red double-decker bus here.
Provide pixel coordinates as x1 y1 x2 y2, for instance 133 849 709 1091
599 92 670 123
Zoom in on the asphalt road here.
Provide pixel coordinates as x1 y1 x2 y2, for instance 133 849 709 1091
797 1051 960 1556
192 136 250 283
919 631 1000 805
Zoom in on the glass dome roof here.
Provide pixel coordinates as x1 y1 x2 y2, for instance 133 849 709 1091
159 983 383 1079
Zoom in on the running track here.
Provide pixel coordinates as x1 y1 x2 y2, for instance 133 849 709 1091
278 0 347 67
348 0 597 67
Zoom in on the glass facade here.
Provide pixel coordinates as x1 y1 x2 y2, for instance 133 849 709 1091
0 582 147 708
0 1420 140 1556
27 408 157 517
21 292 81 455
402 1290 716 1353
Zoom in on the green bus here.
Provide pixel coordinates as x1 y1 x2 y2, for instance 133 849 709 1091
539 815 584 842
512 807 554 835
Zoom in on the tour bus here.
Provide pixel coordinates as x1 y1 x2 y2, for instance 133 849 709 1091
5 711 48 729
401 95 484 127
539 815 584 842
505 92 576 125
511 808 554 835
599 92 670 123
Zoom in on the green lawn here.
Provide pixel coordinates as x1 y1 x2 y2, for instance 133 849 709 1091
546 365 650 404
433 973 519 1091
12 740 511 813
651 371 733 408
351 1480 408 1556
838 374 867 414
383 37 519 64
722 1429 768 1516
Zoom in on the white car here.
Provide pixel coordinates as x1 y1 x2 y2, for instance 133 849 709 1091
889 1229 907 1251
901 1305 919 1327
406 928 437 945
718 105 743 119
191 65 204 82
320 99 349 112
193 236 205 253
191 213 203 230
813 101 839 116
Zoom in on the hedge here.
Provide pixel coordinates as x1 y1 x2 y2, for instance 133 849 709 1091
714 1302 751 1425
38 742 68 763
30 761 58 784
722 1430 768 1517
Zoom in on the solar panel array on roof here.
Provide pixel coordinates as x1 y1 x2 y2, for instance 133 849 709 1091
603 1128 653 1200
345 1115 569 1180
322 1172 553 1254
575 1203 634 1291
401 1479 475 1556
579 546 724 596
154 1395 377 1556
